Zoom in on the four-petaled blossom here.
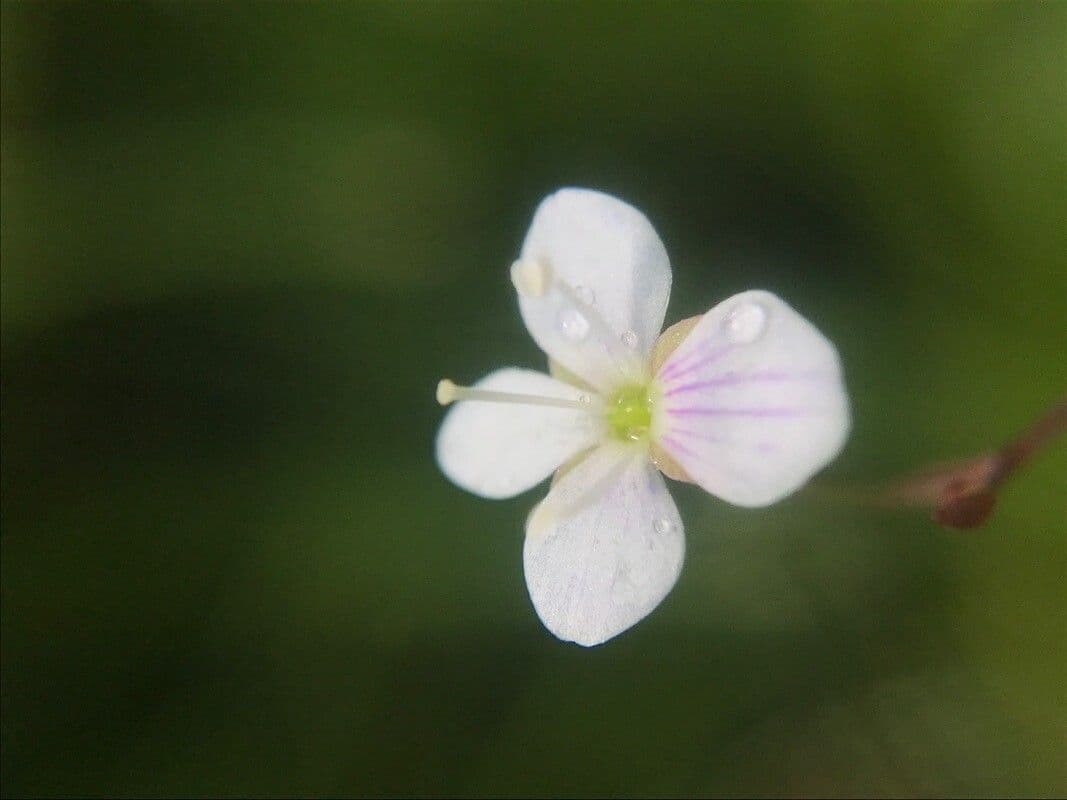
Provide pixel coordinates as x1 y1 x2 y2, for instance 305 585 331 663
435 188 850 646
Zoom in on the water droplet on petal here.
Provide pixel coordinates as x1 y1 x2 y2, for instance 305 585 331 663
578 393 591 405
575 285 595 305
723 302 767 344
654 517 673 535
558 308 590 341
621 329 638 349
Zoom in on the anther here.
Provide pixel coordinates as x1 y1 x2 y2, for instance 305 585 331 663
510 258 552 297
436 379 458 406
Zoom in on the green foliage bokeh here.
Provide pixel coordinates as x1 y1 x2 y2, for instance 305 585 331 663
2 2 1065 796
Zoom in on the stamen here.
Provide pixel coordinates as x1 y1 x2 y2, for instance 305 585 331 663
509 255 645 384
510 258 552 297
436 378 594 411
555 281 607 334
436 379 459 405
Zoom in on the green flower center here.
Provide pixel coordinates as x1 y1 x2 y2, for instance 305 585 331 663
605 383 653 442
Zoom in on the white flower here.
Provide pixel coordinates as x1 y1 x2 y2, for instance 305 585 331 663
435 188 850 646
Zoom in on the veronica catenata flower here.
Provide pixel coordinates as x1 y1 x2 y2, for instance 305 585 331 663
436 188 850 646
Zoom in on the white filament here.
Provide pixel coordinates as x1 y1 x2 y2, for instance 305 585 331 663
437 379 593 411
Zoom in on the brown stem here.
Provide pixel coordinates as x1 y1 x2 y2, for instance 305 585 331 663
811 393 1066 529
991 397 1067 485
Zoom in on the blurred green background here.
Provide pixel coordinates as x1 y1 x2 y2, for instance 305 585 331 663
2 2 1065 796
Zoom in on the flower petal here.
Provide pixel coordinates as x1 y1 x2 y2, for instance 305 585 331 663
515 188 671 390
523 444 685 646
655 290 850 507
435 368 600 499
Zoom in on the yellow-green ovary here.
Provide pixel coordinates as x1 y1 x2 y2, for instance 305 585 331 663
605 384 653 442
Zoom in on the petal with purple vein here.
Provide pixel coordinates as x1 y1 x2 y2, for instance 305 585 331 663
654 290 850 507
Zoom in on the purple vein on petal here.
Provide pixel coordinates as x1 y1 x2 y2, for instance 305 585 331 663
667 427 782 454
663 370 823 398
656 342 722 380
645 470 660 496
659 434 698 458
666 406 807 418
657 343 734 383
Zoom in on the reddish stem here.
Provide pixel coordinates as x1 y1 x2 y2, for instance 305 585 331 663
814 394 1066 529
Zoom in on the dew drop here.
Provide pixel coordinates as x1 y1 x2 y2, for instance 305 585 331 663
558 308 590 341
575 285 595 305
723 302 767 344
621 329 638 349
653 517 674 535
578 393 591 405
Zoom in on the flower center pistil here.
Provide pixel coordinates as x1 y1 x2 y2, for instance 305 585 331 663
605 383 653 442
